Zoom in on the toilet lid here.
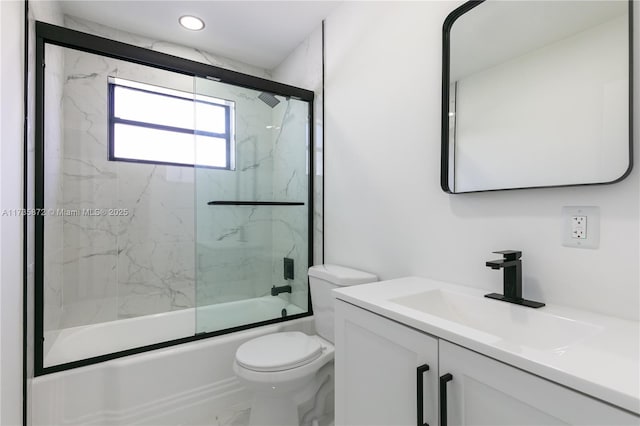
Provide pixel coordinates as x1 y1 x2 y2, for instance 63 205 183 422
236 331 323 372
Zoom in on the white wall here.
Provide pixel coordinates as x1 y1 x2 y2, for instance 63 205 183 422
324 1 639 321
0 1 24 424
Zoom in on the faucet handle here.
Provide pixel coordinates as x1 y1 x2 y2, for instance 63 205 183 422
492 250 522 260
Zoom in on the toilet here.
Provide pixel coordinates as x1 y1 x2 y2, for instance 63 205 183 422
233 264 377 426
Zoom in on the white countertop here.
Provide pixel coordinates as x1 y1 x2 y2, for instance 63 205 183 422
333 276 640 415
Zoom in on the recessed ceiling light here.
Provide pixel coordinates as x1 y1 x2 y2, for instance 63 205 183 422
179 15 205 31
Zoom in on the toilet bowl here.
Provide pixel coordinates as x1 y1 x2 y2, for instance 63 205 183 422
233 264 377 426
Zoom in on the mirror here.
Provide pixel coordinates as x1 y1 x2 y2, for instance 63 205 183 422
442 0 632 193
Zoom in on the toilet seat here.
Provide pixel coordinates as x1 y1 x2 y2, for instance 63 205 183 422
236 331 323 372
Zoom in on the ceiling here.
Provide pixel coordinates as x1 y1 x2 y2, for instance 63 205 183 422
59 1 341 70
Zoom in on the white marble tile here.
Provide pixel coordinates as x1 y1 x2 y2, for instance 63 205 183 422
196 238 272 306
210 404 251 426
207 404 334 426
269 98 312 310
58 235 119 312
117 240 195 318
42 42 66 331
117 163 195 244
64 16 272 80
272 24 324 269
58 297 118 329
46 14 320 330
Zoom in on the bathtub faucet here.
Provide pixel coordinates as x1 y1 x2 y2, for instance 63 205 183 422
271 285 292 296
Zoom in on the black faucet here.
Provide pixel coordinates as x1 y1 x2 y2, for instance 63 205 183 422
485 250 545 308
271 284 292 296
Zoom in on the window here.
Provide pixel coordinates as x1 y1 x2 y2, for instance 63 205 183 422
108 77 234 169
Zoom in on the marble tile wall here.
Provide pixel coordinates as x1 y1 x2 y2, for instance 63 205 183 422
115 162 197 319
194 79 276 312
42 43 65 331
42 15 319 331
58 53 285 325
272 24 324 270
269 98 312 310
64 16 271 80
59 49 199 326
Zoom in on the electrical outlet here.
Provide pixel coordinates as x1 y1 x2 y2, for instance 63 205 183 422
572 228 586 239
562 207 599 249
571 216 587 239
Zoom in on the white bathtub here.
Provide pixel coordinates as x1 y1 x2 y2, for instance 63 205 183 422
44 296 305 367
33 303 314 426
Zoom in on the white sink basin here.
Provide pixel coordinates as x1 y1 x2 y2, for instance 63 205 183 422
334 277 639 414
390 289 602 351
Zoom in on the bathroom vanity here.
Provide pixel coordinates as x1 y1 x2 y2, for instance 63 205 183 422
333 277 640 425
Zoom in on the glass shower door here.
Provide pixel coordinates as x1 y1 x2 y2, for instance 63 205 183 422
38 44 201 369
194 77 311 334
35 23 315 374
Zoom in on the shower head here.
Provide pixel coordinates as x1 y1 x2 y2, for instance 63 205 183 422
258 92 280 108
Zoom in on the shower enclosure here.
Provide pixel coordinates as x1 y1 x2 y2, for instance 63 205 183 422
34 23 313 373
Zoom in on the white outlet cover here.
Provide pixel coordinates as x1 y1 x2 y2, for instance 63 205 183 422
562 206 600 249
571 216 587 239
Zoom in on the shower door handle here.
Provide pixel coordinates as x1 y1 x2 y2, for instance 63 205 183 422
207 201 304 206
417 363 430 426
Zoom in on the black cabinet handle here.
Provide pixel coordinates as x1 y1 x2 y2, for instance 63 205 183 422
439 373 453 426
417 364 430 426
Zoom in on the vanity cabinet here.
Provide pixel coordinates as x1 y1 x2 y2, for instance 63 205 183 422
334 300 439 426
439 340 638 425
335 299 639 426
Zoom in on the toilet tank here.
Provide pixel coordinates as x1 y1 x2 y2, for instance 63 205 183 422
308 264 377 343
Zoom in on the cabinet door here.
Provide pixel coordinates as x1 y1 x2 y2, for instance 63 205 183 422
439 340 639 425
335 300 439 426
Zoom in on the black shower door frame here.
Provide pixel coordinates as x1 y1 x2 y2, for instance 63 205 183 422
33 21 315 376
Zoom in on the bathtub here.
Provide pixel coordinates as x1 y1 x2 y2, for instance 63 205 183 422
44 296 305 367
33 301 314 426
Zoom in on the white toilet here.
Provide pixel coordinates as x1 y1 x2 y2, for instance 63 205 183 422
233 264 377 426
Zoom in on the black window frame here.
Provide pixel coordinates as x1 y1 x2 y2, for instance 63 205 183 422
108 78 234 170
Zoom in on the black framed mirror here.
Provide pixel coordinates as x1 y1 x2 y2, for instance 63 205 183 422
441 0 633 193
